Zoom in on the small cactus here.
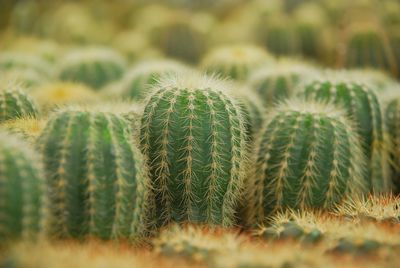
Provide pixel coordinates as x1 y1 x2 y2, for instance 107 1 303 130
140 74 248 227
0 82 39 123
57 48 126 89
0 130 45 241
301 77 390 193
201 45 273 81
247 101 367 224
38 108 151 240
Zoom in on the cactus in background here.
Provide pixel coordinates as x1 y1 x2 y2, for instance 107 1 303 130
119 60 190 100
0 69 47 88
57 48 126 90
248 62 316 106
341 23 398 77
0 116 46 145
0 82 39 123
301 78 390 193
247 101 367 225
0 130 45 241
201 45 273 81
385 98 400 193
32 82 98 113
0 52 53 79
140 74 248 227
38 109 151 240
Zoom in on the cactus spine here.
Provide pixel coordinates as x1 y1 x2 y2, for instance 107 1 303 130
38 110 150 240
0 130 45 241
247 101 367 225
301 79 389 193
140 74 248 227
0 82 39 123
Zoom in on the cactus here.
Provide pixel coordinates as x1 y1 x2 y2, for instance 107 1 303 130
0 82 39 123
140 74 248 227
248 63 316 106
0 68 47 88
201 45 273 81
0 116 46 145
0 52 53 79
57 48 126 90
0 130 45 241
247 101 367 225
32 82 98 114
119 60 190 100
301 78 390 193
38 109 151 240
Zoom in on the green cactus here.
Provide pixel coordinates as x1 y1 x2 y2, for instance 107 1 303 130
301 78 390 193
0 130 45 242
57 48 126 90
0 82 39 123
384 98 400 193
247 101 367 225
119 60 190 100
140 74 248 227
248 63 316 106
201 45 273 81
0 52 53 79
38 109 151 240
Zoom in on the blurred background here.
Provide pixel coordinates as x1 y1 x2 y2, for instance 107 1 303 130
0 0 399 78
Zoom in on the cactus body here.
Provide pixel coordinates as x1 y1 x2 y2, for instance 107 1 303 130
0 83 39 123
58 48 126 89
0 117 46 145
140 74 247 227
201 45 272 81
302 79 389 192
39 110 150 239
0 131 44 241
248 101 367 224
385 99 400 193
120 60 190 100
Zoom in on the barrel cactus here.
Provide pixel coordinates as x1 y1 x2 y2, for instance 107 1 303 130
119 60 190 100
247 101 367 225
38 109 151 240
0 82 39 123
57 48 126 89
140 74 248 227
385 98 400 193
0 52 53 79
0 130 45 241
301 78 390 193
201 45 273 81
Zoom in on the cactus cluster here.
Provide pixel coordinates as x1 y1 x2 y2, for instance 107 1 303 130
247 101 367 225
140 74 248 227
0 130 45 242
38 109 151 239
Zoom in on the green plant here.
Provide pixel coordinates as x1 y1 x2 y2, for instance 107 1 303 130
247 101 367 225
301 78 390 193
38 109 151 240
0 130 45 242
0 82 39 123
140 74 248 227
201 45 273 81
0 52 53 79
0 116 46 145
57 48 126 90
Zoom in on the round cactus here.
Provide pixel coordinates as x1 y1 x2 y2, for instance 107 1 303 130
201 45 273 81
301 78 390 193
0 82 39 123
38 109 151 240
247 101 367 224
119 60 190 100
248 63 316 106
0 68 47 88
140 74 248 227
0 130 45 241
57 48 126 89
0 52 53 79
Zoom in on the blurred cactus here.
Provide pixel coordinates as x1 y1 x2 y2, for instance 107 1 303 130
0 52 53 79
57 48 126 90
247 101 367 224
140 74 248 227
0 82 39 123
385 98 400 193
0 130 45 242
39 109 151 240
0 69 47 88
32 82 98 113
201 45 273 81
0 116 46 145
301 78 390 193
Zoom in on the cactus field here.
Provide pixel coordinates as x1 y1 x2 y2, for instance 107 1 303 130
0 0 400 267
